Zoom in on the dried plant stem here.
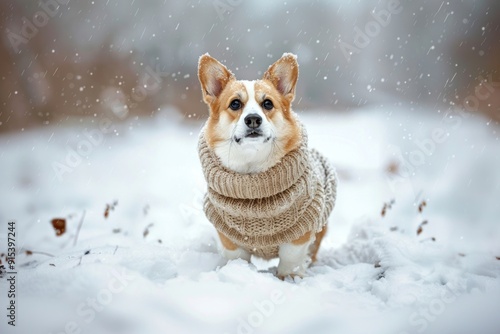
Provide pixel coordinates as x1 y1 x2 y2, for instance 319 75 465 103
26 250 55 257
74 210 86 246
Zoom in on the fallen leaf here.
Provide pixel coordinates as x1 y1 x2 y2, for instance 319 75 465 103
104 200 118 219
416 220 428 235
386 161 399 174
418 200 427 213
381 199 395 217
143 223 154 238
51 218 66 236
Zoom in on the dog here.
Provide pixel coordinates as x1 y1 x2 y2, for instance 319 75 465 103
197 53 337 278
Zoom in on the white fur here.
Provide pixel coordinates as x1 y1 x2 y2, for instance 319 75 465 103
213 80 282 174
277 240 313 278
221 247 251 263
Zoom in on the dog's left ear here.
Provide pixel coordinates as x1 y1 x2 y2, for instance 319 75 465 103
198 53 234 105
263 53 299 102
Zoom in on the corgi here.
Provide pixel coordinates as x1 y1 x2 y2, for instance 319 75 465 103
197 53 336 279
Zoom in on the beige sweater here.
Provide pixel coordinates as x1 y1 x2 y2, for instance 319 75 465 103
198 123 337 259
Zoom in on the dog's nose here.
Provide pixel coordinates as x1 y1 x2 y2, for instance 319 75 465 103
244 114 262 129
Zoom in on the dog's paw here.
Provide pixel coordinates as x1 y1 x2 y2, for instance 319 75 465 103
277 272 304 281
276 263 306 280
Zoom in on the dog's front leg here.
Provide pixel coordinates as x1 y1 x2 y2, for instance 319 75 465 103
217 232 251 262
277 231 313 279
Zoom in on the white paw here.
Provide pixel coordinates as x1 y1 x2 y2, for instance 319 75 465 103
277 241 311 279
277 262 306 279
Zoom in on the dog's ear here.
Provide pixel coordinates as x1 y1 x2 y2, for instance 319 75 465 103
198 53 234 104
263 53 299 102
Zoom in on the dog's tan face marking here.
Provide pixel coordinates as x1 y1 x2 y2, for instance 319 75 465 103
254 80 301 153
204 80 247 147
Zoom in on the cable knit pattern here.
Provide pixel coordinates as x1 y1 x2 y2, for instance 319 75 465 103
198 122 337 259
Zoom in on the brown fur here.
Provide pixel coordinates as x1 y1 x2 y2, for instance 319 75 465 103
218 232 238 251
310 226 328 263
292 231 312 245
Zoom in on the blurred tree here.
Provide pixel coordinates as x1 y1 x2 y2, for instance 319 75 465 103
1 0 498 133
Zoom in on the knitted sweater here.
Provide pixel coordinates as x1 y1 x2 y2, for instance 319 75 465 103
198 123 337 259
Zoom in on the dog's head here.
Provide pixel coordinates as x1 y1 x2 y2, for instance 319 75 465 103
198 53 301 174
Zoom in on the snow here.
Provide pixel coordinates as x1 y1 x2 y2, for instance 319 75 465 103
1 108 500 334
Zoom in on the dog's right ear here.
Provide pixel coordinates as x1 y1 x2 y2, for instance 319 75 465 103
198 53 234 105
263 53 299 102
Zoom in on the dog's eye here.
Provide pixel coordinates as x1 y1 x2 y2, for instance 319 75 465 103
262 99 274 111
229 99 242 111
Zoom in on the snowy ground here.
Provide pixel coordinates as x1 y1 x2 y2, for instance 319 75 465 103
1 107 499 334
